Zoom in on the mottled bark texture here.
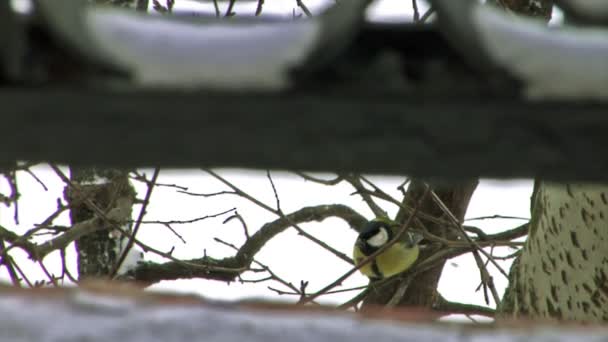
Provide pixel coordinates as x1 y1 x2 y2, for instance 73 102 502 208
65 168 135 279
362 179 478 307
499 183 608 322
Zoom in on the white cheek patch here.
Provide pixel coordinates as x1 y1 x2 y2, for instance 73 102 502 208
367 227 389 248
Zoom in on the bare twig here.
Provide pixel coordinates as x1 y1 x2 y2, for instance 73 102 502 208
212 0 220 17
24 168 48 191
130 171 188 191
412 0 420 22
223 211 250 240
206 169 357 264
386 274 413 307
225 0 236 16
60 248 78 283
427 188 503 305
294 171 344 185
338 288 370 310
255 0 264 16
440 292 497 323
466 214 529 222
345 174 387 218
419 7 435 23
214 237 317 303
10 260 33 288
267 170 281 211
38 259 59 287
140 207 237 243
0 240 21 287
296 0 312 17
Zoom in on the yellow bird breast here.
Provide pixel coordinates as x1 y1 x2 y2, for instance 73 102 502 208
353 242 419 279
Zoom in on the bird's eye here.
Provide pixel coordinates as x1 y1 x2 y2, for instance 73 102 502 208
367 227 389 247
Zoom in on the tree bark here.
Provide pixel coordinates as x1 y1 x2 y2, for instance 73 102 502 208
498 183 608 322
65 167 135 279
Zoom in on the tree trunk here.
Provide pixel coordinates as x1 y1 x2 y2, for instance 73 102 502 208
499 182 608 322
65 167 135 279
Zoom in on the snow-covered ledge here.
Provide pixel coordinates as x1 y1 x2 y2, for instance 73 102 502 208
0 283 606 342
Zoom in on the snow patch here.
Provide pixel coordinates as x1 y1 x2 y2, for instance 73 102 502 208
79 176 112 185
85 8 320 90
0 294 607 342
474 5 608 100
116 238 144 276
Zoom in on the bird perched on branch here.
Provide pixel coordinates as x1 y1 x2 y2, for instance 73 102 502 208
353 217 423 280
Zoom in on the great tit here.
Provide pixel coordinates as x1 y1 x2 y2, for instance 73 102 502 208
353 218 422 280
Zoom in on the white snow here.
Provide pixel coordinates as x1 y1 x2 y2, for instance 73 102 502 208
116 238 145 276
0 292 607 342
474 5 608 100
79 176 112 185
85 8 320 90
9 0 33 15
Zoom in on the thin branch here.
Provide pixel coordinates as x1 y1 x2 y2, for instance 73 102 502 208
212 0 220 17
427 188 503 305
296 0 312 17
488 223 529 241
23 168 48 191
419 7 435 23
130 171 188 191
60 248 78 283
435 294 495 318
10 260 33 288
344 174 387 218
214 237 317 303
223 211 250 240
356 177 455 228
38 259 58 287
132 204 366 284
0 240 21 287
49 166 239 277
294 171 344 186
386 274 413 307
412 0 420 22
225 0 236 16
255 0 264 16
140 207 237 243
466 214 529 222
267 170 281 211
338 288 370 310
206 169 361 262
269 284 367 296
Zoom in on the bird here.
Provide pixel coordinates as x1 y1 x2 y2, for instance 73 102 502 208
353 217 422 280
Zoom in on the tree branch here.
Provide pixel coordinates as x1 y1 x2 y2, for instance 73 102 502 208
131 204 366 284
435 294 495 318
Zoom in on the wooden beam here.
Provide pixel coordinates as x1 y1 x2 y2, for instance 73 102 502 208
2 87 607 180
